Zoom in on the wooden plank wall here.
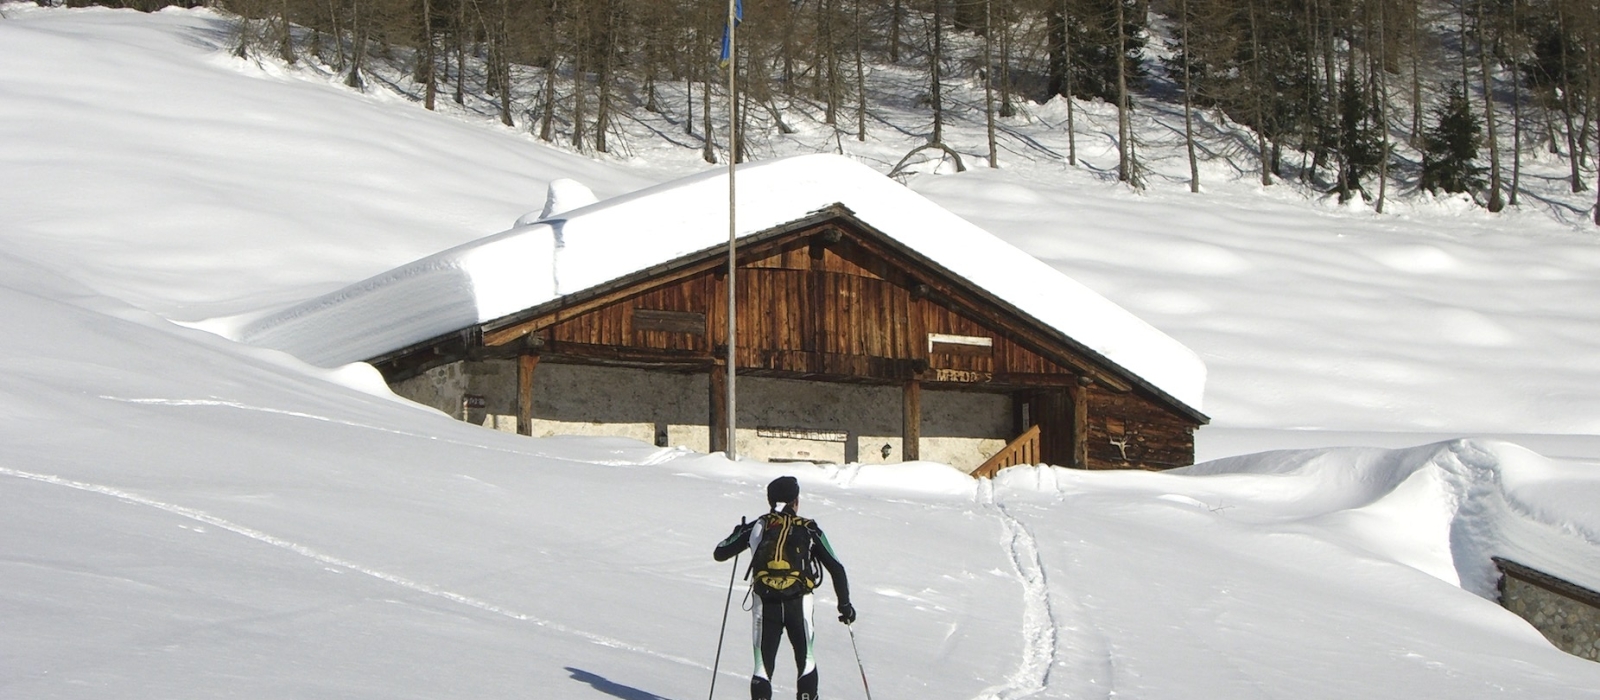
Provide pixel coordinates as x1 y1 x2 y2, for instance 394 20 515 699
524 224 1197 470
1084 387 1197 469
539 234 1082 383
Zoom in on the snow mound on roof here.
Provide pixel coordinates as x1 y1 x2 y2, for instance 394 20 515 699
515 178 598 226
233 154 1206 411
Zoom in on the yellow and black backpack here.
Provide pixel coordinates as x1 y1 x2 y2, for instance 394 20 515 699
750 513 821 598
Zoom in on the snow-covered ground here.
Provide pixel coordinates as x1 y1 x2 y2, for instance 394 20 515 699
3 5 1600 699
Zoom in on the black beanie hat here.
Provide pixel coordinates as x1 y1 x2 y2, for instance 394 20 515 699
767 476 800 508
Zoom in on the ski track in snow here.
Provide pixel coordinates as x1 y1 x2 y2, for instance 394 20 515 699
0 465 707 671
978 480 1115 700
974 481 1054 700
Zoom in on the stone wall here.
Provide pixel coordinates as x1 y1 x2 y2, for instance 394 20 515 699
1496 558 1600 663
391 360 1012 471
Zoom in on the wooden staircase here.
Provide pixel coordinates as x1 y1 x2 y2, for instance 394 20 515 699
971 425 1041 479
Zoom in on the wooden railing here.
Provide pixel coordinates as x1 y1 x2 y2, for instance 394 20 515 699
972 425 1041 479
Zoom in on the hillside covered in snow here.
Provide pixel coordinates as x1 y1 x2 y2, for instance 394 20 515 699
3 5 1600 699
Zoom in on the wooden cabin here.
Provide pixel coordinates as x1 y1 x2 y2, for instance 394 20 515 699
239 155 1208 474
366 204 1205 473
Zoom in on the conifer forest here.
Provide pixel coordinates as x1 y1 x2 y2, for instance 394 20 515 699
60 0 1600 220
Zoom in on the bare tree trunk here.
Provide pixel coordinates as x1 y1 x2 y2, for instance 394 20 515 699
1321 0 1339 182
1477 0 1504 211
999 0 1015 118
930 0 945 144
495 0 512 127
1458 0 1470 90
1557 2 1584 190
1410 0 1423 144
985 0 998 168
1181 0 1198 192
570 8 587 150
1335 35 1354 204
1509 0 1523 207
1116 0 1138 186
453 0 465 104
344 0 365 89
1064 0 1075 166
1591 13 1600 224
421 0 436 110
275 0 295 64
539 59 557 140
1249 0 1271 186
1562 63 1584 184
1301 0 1320 179
890 0 902 63
229 12 253 60
594 0 617 152
831 0 846 127
1376 0 1392 213
854 0 868 141
890 0 966 177
737 79 750 163
702 21 716 163
326 0 347 69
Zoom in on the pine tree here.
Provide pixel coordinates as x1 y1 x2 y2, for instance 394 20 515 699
1336 66 1383 202
1420 82 1486 195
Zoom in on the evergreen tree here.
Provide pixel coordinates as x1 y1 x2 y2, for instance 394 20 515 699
1420 82 1486 195
1336 68 1383 202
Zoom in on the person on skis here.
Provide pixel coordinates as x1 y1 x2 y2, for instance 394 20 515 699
714 476 855 700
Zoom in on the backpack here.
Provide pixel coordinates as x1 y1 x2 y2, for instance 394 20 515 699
750 513 821 598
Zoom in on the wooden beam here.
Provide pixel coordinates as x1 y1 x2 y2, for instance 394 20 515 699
517 354 540 436
1068 380 1089 469
633 308 706 335
902 379 921 461
709 363 728 454
537 339 711 367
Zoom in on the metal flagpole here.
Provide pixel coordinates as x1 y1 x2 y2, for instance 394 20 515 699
725 0 739 460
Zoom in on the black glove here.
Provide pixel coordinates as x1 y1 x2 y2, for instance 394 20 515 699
837 602 856 625
727 517 759 541
714 520 755 561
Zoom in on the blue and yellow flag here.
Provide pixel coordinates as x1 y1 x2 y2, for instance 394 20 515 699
718 0 743 67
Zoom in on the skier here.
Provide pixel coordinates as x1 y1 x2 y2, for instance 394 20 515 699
714 476 855 700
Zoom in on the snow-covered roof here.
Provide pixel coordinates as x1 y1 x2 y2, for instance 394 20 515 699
237 154 1206 413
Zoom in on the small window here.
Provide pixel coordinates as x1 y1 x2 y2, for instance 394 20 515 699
928 332 993 357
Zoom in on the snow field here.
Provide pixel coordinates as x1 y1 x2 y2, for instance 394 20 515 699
2 5 1600 699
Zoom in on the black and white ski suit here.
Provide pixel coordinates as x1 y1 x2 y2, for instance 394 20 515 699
714 511 851 700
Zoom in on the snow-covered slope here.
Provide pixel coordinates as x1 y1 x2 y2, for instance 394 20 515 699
3 6 1600 699
0 4 658 322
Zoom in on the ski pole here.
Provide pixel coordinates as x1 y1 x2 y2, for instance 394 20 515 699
846 623 873 700
709 521 744 700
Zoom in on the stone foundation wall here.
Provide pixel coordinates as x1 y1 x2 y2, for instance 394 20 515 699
391 360 1011 471
1496 558 1600 663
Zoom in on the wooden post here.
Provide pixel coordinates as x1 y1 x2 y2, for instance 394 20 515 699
709 363 728 454
517 354 540 436
902 379 921 461
1069 379 1090 469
